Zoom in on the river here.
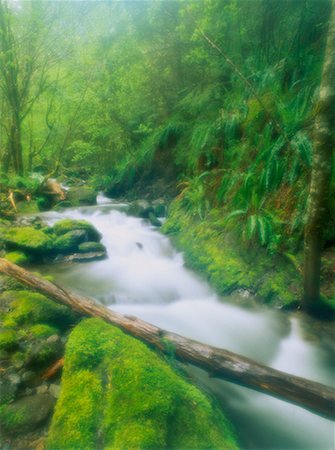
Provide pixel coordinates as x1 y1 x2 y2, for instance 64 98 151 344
35 195 334 450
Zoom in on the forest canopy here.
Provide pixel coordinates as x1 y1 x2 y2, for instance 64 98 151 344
0 0 334 311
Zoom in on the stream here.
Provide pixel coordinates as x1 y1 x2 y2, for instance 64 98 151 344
35 195 334 450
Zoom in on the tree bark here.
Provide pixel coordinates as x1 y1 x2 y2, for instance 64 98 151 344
303 0 335 312
0 258 334 420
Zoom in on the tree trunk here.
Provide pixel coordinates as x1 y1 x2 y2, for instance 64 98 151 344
303 0 335 312
0 258 334 420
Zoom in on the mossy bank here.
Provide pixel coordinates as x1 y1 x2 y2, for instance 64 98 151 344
163 200 335 313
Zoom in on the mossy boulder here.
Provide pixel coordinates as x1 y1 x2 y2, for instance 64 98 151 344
52 219 101 242
0 329 19 352
1 290 77 330
47 318 238 450
77 241 106 253
4 251 29 266
66 187 97 206
1 226 52 254
53 230 87 253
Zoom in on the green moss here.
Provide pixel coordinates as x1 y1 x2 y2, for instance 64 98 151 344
0 404 25 434
51 219 101 242
163 200 300 307
47 318 238 450
78 241 105 253
0 329 19 351
2 290 77 330
4 251 29 266
53 230 86 253
1 226 52 253
29 324 59 338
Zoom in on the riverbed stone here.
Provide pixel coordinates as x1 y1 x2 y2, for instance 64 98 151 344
57 250 107 263
0 393 55 435
51 219 102 242
66 187 97 206
54 229 87 253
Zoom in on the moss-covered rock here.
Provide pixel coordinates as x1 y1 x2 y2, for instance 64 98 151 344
47 318 238 450
1 226 52 254
77 241 106 253
53 230 87 253
1 290 77 330
52 219 101 242
4 251 29 265
0 329 19 352
66 187 97 206
28 324 59 338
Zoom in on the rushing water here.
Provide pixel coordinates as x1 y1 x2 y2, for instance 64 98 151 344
36 196 334 450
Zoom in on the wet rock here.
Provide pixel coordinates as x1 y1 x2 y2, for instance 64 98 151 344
49 383 61 399
66 187 97 206
128 199 151 217
78 241 106 253
54 229 87 253
58 251 107 263
148 212 161 227
21 370 38 388
0 379 18 403
25 339 63 369
36 384 49 395
52 219 102 242
46 335 61 344
0 394 55 434
152 199 167 217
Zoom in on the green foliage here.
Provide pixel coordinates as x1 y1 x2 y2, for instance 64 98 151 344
47 318 239 450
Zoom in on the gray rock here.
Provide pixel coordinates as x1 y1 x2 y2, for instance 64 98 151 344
36 384 49 395
128 200 151 217
25 340 63 369
0 394 55 434
46 334 61 344
21 370 36 386
66 187 97 206
49 383 61 399
59 251 107 263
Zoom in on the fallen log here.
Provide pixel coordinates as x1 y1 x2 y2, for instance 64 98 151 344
0 258 334 420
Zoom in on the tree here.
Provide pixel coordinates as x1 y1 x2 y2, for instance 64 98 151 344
0 0 50 174
303 0 335 313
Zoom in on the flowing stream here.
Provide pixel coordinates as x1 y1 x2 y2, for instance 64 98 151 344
35 196 334 450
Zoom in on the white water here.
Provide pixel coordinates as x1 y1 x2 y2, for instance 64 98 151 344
37 198 335 450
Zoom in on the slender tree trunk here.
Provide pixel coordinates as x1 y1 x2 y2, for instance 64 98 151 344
303 0 335 313
10 117 24 175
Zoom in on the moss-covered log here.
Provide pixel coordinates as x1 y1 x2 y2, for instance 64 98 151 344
0 258 334 420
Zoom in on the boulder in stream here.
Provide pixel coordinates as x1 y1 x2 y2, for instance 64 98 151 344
66 187 97 206
47 318 239 449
